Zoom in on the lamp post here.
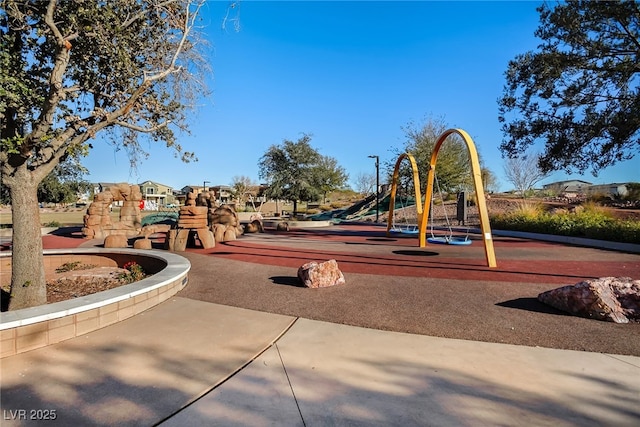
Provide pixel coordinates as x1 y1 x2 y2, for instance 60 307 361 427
368 155 379 222
203 180 210 194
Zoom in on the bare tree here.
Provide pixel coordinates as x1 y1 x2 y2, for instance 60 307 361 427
230 175 257 205
503 152 549 198
354 172 376 196
481 168 499 194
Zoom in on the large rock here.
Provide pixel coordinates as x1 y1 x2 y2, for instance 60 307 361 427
133 238 152 250
104 234 128 248
297 259 346 289
538 277 640 323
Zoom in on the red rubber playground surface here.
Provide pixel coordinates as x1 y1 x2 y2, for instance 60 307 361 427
189 224 640 286
37 224 640 355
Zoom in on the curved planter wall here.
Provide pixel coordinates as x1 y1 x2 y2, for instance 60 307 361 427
0 248 190 358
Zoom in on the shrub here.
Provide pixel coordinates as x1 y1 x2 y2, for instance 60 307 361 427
490 207 640 244
55 262 96 273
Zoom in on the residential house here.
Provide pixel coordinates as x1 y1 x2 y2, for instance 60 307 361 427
542 180 592 197
139 180 176 207
587 183 630 198
180 185 208 195
211 185 233 204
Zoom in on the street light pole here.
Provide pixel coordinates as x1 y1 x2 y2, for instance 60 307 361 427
368 155 380 222
203 180 210 194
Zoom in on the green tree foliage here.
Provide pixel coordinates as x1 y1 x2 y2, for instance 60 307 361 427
313 155 349 203
0 155 90 205
389 115 484 196
38 156 91 205
258 134 348 215
0 0 208 310
498 1 640 175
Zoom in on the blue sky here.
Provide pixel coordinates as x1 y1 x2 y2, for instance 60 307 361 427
83 0 637 191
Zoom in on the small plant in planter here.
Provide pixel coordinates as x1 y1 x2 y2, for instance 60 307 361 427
120 261 147 283
55 261 96 273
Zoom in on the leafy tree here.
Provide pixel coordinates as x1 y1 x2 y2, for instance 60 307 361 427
0 1 208 310
258 134 347 215
38 156 91 205
498 1 640 175
313 155 349 204
389 115 477 196
0 155 90 205
503 151 550 198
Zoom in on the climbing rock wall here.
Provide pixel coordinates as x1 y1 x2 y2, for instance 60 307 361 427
82 183 143 240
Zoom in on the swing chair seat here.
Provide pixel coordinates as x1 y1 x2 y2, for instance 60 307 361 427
427 236 472 245
391 227 420 235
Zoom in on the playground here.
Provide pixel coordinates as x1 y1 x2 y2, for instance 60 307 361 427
2 129 639 425
2 222 639 426
176 222 640 356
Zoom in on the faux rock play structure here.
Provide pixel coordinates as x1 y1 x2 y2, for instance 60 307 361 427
538 277 640 323
164 190 257 251
82 183 143 240
82 185 264 251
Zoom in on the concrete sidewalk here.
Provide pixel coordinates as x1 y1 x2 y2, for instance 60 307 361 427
163 317 640 427
2 297 639 426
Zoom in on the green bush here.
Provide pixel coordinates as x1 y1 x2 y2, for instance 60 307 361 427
490 209 640 244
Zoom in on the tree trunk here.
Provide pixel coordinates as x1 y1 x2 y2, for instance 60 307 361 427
293 200 298 217
8 175 47 310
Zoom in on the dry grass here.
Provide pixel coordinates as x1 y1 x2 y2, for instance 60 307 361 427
0 207 155 226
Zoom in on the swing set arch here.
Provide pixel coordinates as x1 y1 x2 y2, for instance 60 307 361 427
386 130 497 268
417 128 497 268
386 153 423 235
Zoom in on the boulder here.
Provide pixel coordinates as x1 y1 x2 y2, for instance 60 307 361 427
211 206 237 226
538 277 640 323
139 224 171 238
297 259 346 289
213 224 226 242
133 238 152 250
104 234 128 248
244 219 264 233
276 222 290 232
223 227 237 241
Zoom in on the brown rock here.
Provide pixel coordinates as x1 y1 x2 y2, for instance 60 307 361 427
133 238 152 249
538 277 640 323
223 227 237 241
213 224 226 242
244 220 264 233
276 222 289 232
196 228 215 249
180 206 208 216
297 259 346 289
139 224 171 238
104 234 128 248
210 205 238 227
